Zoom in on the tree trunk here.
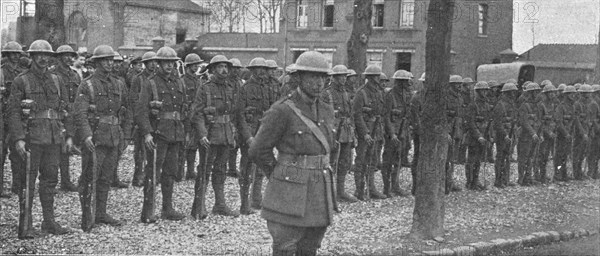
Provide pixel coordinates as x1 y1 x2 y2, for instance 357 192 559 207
347 0 373 73
409 0 455 240
35 0 65 49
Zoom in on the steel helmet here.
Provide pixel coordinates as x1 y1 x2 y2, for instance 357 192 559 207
501 82 518 92
113 52 124 61
592 84 600 92
347 69 358 77
542 84 558 93
56 45 77 55
578 84 593 93
28 40 54 54
363 65 382 76
463 77 474 84
380 73 389 81
505 78 517 84
293 51 330 74
285 64 297 73
184 53 203 66
524 82 541 91
557 84 567 92
522 81 531 88
91 45 115 59
228 58 243 68
154 46 179 61
540 79 553 88
130 56 142 64
392 70 413 80
418 72 426 82
474 81 489 90
329 65 350 76
265 59 278 69
247 57 269 68
207 55 230 69
2 41 23 54
563 86 577 94
574 83 582 90
141 51 156 62
488 80 501 88
449 75 463 83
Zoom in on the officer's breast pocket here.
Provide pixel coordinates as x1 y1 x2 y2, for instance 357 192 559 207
262 164 310 217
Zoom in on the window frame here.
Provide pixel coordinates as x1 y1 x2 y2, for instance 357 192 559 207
400 0 415 28
478 3 489 36
372 2 385 28
323 0 335 28
297 0 308 28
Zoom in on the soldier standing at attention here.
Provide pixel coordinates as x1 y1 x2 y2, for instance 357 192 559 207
589 84 600 179
128 51 157 187
536 84 558 184
1 41 25 197
323 64 359 202
517 83 543 186
457 77 473 165
190 55 240 218
572 84 593 180
554 86 577 182
465 81 492 191
249 51 337 256
492 82 518 188
237 57 272 214
9 40 71 238
445 75 465 193
382 70 413 197
226 58 244 179
353 65 386 200
52 45 81 192
136 46 188 222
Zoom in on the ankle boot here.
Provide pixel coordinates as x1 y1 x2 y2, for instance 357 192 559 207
161 177 186 220
251 172 263 209
212 171 239 217
336 174 358 203
95 190 124 226
40 194 69 235
368 170 386 199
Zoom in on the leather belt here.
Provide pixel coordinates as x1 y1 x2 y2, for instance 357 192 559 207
160 111 181 120
98 115 120 125
30 109 60 120
214 115 232 124
278 153 330 170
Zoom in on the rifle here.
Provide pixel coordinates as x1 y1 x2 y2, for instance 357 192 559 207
18 152 31 238
81 151 98 232
191 146 209 220
151 148 157 216
481 118 494 189
395 118 408 174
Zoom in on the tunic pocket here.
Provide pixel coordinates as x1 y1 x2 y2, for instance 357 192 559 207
262 164 309 217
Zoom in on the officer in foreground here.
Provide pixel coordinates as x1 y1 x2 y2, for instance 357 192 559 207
249 51 337 256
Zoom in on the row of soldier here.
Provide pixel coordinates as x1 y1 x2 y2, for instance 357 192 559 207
1 39 599 241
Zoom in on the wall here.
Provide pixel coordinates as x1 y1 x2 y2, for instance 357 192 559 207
63 0 115 52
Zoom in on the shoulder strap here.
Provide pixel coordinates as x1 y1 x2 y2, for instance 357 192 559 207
85 80 95 104
50 74 60 97
149 79 159 101
284 100 330 154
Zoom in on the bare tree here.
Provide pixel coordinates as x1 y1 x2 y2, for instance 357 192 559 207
35 0 65 48
257 0 283 33
346 0 373 75
410 0 455 240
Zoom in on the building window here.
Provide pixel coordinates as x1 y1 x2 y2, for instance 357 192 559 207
372 0 384 28
400 0 415 27
478 4 488 35
323 0 335 28
367 51 383 69
396 52 411 72
297 0 308 28
176 28 186 44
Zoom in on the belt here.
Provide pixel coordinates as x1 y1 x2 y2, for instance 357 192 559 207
98 115 120 125
278 153 330 170
30 109 60 120
214 115 232 124
160 111 182 120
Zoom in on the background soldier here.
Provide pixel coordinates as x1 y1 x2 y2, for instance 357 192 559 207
446 75 465 193
353 65 386 200
52 45 80 192
573 84 594 180
536 84 558 183
465 81 492 191
457 77 474 164
237 57 271 214
492 82 518 188
226 58 244 179
9 40 71 238
590 84 600 179
517 83 543 186
409 73 426 195
191 55 240 217
136 46 188 222
126 56 143 89
324 64 358 202
128 51 157 187
248 51 337 256
346 69 360 95
177 53 203 182
382 70 413 197
554 86 577 181
1 41 25 197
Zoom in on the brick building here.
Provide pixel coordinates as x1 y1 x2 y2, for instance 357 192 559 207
518 44 598 85
198 0 513 79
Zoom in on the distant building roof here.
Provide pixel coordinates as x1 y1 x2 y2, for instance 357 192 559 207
519 44 597 64
123 0 210 14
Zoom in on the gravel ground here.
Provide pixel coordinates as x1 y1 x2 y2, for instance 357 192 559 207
1 146 599 255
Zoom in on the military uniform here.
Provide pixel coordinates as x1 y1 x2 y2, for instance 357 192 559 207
52 63 81 190
536 95 557 183
409 90 424 195
9 64 70 237
135 68 188 221
587 97 600 179
226 73 244 178
554 94 575 181
249 91 337 255
445 87 465 193
517 95 542 185
572 97 591 180
177 72 202 181
128 68 154 185
382 84 411 196
492 94 517 187
465 92 493 190
353 81 385 200
1 62 24 196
